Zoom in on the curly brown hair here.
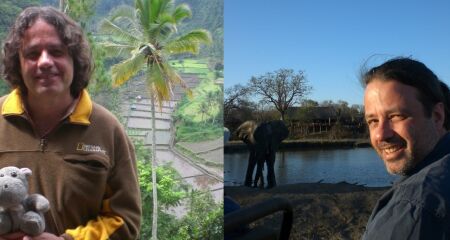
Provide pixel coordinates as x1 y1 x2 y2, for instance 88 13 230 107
2 6 92 97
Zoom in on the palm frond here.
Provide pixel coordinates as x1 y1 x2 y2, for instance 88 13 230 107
102 0 206 105
109 14 143 40
108 5 136 22
146 13 175 41
172 3 192 23
164 29 212 54
163 62 193 98
135 0 150 32
99 42 136 58
146 63 171 108
99 19 141 46
111 52 146 87
149 0 164 23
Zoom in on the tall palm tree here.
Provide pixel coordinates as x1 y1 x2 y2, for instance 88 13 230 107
98 1 211 239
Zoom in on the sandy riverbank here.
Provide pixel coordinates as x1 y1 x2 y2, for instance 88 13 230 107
225 182 390 240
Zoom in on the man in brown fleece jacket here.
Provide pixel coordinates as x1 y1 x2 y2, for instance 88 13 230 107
0 6 141 240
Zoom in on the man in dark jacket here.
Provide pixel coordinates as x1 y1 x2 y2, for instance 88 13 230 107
361 57 450 239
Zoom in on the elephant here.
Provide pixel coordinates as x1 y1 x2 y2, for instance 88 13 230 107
236 120 289 188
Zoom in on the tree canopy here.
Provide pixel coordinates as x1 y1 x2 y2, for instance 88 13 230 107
249 68 312 121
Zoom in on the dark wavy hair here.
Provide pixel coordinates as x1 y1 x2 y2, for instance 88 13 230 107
2 6 92 97
362 57 450 130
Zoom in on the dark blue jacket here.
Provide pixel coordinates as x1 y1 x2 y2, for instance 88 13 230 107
362 133 450 240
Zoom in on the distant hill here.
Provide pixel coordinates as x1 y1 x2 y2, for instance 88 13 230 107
178 0 223 60
0 0 39 40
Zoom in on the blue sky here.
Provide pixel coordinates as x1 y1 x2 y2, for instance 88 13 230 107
224 0 450 105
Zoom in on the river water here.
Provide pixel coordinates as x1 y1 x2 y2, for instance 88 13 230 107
224 148 398 187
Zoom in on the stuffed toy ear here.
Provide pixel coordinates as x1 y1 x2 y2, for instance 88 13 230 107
20 168 32 177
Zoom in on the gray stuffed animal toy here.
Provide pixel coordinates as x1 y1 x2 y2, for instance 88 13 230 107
0 167 49 236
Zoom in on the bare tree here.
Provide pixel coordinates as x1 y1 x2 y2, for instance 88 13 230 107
249 69 311 121
224 84 250 119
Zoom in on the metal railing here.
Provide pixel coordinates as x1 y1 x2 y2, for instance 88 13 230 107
225 197 293 240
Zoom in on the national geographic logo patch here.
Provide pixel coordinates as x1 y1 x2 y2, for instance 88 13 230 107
76 143 107 155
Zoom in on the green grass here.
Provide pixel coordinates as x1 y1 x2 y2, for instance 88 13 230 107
175 123 222 142
169 59 209 68
169 59 216 82
170 63 208 68
126 128 147 136
181 68 209 74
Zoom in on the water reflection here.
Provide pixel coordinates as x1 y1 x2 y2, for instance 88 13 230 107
224 148 398 187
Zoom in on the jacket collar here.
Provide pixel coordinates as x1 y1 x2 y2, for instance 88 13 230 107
398 132 450 181
1 89 92 125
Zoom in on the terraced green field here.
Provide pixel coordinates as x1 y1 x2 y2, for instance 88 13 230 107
175 78 221 122
169 59 214 80
171 59 223 142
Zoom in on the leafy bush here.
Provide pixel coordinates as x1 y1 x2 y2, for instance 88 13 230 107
134 139 186 239
176 122 223 142
176 190 223 240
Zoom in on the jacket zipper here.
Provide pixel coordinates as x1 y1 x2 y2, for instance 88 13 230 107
40 138 47 152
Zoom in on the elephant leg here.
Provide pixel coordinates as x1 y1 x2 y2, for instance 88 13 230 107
253 152 265 188
254 163 264 188
244 149 257 187
266 150 277 188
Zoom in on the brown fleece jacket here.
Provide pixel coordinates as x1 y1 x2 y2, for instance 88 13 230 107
0 89 141 239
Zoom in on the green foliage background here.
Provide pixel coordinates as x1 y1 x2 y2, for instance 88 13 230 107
135 139 223 239
0 0 40 96
171 59 223 142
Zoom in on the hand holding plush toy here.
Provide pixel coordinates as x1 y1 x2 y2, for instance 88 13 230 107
0 167 49 236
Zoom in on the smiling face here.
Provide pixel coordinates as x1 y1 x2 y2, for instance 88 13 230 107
364 79 445 175
19 18 74 101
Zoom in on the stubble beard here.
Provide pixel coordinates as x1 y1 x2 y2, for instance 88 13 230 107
382 149 416 176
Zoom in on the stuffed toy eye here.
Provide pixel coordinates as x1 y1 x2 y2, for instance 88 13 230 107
10 172 17 177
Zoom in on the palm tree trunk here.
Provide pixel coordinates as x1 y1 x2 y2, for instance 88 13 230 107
150 92 158 240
